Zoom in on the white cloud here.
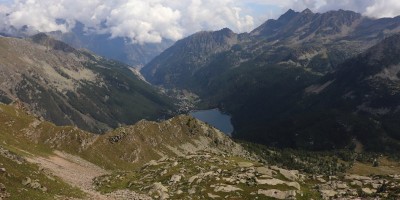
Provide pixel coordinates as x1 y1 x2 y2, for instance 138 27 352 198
1 0 400 43
0 0 254 43
365 0 400 18
176 0 254 34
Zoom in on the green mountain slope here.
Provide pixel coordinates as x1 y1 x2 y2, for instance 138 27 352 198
0 34 174 133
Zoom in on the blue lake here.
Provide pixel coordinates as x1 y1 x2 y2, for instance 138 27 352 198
189 109 234 136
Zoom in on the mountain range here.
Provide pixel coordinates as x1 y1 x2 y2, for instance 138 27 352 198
141 9 400 151
0 8 400 199
1 21 173 68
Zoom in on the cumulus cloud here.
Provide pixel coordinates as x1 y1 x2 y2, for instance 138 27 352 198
1 0 400 43
0 0 254 44
365 0 400 18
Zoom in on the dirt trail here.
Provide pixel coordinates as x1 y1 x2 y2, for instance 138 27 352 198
27 151 150 200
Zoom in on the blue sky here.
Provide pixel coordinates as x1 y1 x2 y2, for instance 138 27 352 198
0 0 11 5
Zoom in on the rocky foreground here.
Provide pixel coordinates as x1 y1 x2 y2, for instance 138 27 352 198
0 103 399 199
93 149 400 200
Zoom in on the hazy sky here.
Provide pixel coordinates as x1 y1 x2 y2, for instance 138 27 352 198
1 0 400 43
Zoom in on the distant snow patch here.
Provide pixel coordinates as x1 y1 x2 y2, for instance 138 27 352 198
305 80 334 94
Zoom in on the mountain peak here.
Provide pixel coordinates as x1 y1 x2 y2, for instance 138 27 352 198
301 8 314 15
278 9 298 21
283 9 296 15
30 32 50 43
218 27 234 34
30 32 76 53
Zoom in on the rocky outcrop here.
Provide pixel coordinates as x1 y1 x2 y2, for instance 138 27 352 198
22 177 47 192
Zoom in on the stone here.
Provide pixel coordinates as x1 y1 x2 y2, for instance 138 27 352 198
160 193 169 200
172 161 178 167
320 190 337 198
329 176 338 180
22 177 31 186
214 185 243 193
350 180 363 187
196 178 203 184
30 181 41 189
169 175 182 184
287 182 301 190
371 183 380 189
188 187 196 194
176 190 183 195
255 178 300 190
0 183 9 199
256 167 274 176
361 188 376 195
316 177 326 183
347 189 358 196
344 175 371 181
256 178 284 185
258 189 296 200
237 162 254 168
152 182 168 193
207 193 220 199
160 169 167 176
203 171 214 177
318 184 334 190
271 166 299 181
336 183 348 189
40 186 47 192
149 182 169 199
223 177 236 184
146 160 159 167
245 172 255 178
188 175 198 184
